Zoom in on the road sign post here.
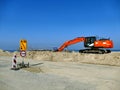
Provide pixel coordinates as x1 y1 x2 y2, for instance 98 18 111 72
19 39 29 68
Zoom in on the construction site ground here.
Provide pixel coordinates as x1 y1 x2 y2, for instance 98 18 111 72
0 56 120 90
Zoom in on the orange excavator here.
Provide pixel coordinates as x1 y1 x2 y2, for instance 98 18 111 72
56 36 113 54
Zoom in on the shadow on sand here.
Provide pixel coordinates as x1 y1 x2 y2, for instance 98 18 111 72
30 63 43 67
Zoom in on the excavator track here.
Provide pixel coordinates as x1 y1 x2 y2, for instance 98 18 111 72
79 49 111 54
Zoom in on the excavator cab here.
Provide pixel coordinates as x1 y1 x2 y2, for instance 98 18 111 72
84 36 96 48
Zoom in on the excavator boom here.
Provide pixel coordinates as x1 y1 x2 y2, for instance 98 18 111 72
57 37 85 51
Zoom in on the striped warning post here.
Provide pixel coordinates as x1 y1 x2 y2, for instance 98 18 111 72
12 54 17 68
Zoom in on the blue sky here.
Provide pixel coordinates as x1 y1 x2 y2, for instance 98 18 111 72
0 0 120 50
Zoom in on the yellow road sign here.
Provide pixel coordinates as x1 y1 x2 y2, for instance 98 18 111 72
20 39 27 51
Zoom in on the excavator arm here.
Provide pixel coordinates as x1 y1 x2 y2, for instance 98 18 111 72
57 37 85 51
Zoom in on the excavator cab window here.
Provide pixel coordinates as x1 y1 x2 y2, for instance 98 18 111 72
84 36 96 48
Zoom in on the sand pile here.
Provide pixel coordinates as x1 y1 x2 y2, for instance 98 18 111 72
26 51 120 66
0 49 120 66
0 49 12 56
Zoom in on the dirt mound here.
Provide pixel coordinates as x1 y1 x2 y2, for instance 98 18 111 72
26 51 120 66
0 49 120 66
0 49 12 56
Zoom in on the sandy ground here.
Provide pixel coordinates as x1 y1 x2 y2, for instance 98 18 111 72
0 55 120 90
